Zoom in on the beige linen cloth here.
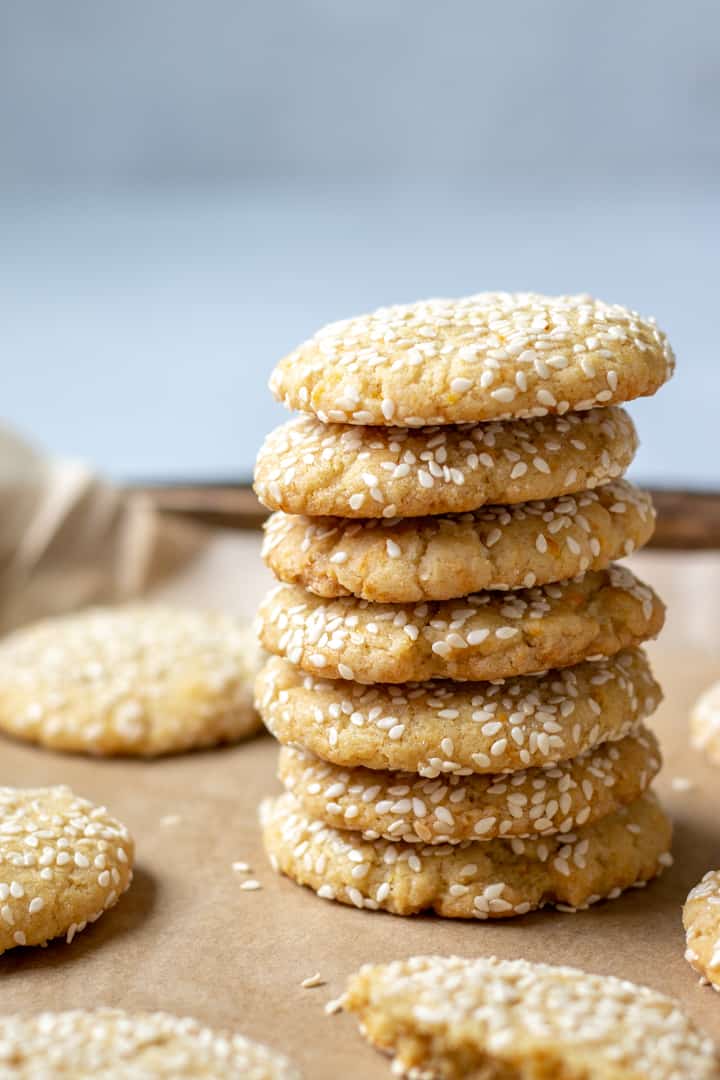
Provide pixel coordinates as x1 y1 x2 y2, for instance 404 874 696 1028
0 428 208 634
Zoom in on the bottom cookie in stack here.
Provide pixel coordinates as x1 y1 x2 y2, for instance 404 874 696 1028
258 647 671 919
261 790 671 919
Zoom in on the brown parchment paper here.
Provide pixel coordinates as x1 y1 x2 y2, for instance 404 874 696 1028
0 537 719 1078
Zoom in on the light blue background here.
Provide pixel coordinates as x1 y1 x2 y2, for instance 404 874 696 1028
1 1 717 484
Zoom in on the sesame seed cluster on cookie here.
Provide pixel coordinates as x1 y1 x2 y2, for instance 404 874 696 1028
0 606 261 757
684 870 720 992
0 786 134 956
254 291 674 920
340 955 720 1079
0 1008 300 1078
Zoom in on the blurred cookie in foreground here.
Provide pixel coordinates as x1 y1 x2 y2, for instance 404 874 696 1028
0 606 261 756
270 293 675 427
0 786 133 956
254 407 638 519
684 870 720 992
691 680 720 767
261 790 671 919
0 1009 299 1078
340 955 719 1079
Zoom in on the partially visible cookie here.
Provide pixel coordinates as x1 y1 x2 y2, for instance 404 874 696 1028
684 870 720 991
341 955 719 1080
254 408 638 519
262 480 655 602
0 606 261 756
257 567 664 684
278 727 661 843
0 786 134 955
0 1009 299 1078
261 791 672 918
270 293 675 426
691 682 720 767
257 650 661 776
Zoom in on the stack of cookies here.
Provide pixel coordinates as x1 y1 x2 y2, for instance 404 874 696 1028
254 292 675 920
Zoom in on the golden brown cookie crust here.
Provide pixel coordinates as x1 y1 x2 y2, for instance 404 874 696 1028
0 606 261 757
262 480 655 603
278 727 661 844
256 650 661 775
270 293 674 426
341 956 719 1080
254 408 638 519
683 870 720 991
0 786 134 955
0 1009 299 1078
257 566 665 684
261 791 672 919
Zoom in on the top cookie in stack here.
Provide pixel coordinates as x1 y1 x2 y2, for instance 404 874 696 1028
255 292 674 920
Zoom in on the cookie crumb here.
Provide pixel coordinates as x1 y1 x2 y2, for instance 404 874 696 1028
301 973 325 989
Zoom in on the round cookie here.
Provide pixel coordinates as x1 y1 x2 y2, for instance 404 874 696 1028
0 606 261 757
261 791 672 919
277 728 662 844
683 870 720 991
0 786 134 955
270 293 675 427
257 566 665 685
341 956 720 1080
262 480 655 603
254 407 638 519
690 681 720 767
257 649 661 776
0 1009 299 1078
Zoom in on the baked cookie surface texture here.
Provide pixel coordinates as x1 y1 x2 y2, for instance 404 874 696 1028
341 954 719 1079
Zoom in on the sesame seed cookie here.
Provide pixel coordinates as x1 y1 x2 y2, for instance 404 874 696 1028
0 786 133 955
257 649 661 776
0 606 261 757
270 293 674 427
262 480 655 603
341 955 719 1080
0 1008 299 1078
277 727 661 844
690 681 720 767
683 870 720 992
254 407 638 519
257 566 664 685
261 790 672 919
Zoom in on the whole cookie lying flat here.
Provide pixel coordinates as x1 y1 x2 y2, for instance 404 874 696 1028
261 791 672 918
254 407 638 519
0 606 261 756
691 682 720 767
341 956 719 1080
278 727 661 843
257 566 664 684
0 1009 298 1078
262 480 655 603
684 870 720 991
257 649 661 775
0 786 133 955
270 293 674 426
